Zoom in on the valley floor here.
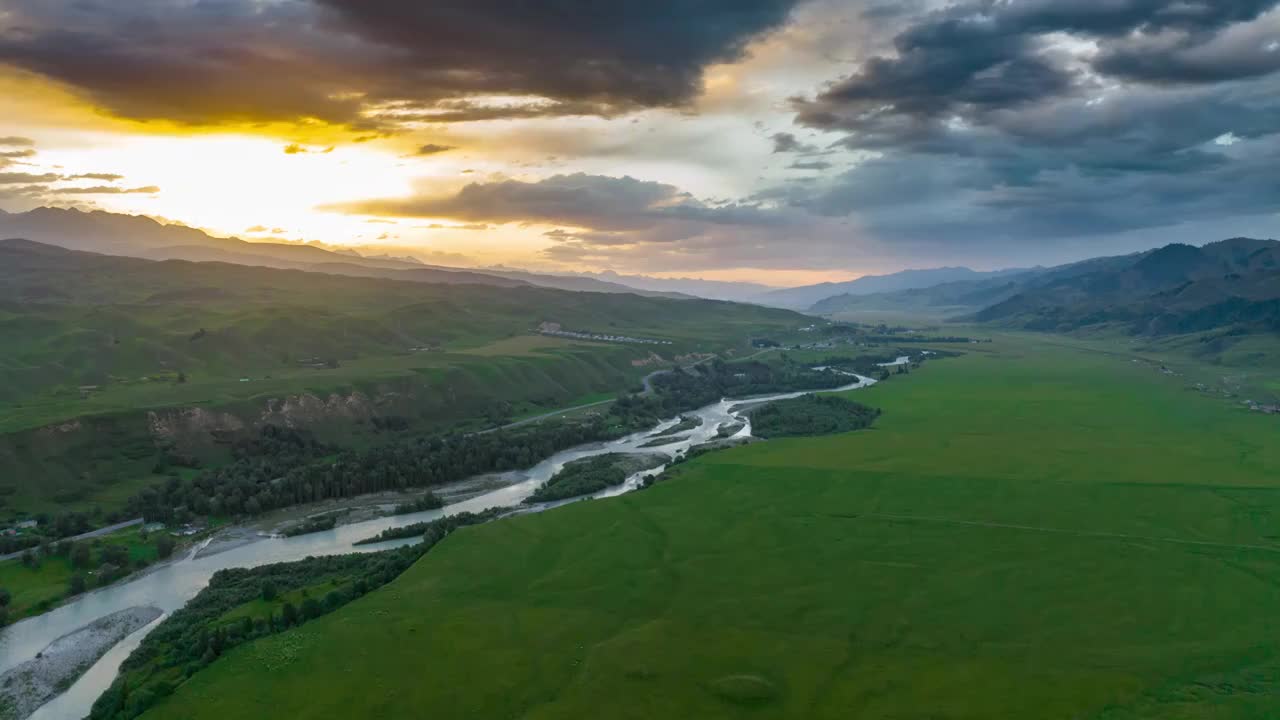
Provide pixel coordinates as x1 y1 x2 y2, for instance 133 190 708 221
140 333 1280 719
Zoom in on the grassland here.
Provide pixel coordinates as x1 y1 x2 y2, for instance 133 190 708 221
133 332 1280 718
0 242 810 521
0 525 167 620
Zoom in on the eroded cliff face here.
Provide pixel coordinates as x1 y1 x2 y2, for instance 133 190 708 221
257 391 379 428
142 387 412 453
146 407 246 444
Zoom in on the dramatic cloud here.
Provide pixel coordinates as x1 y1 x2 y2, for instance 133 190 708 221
3 0 1277 276
0 0 804 129
326 172 831 271
778 0 1280 251
1094 12 1280 84
333 174 789 237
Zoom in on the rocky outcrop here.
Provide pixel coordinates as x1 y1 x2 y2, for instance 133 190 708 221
146 407 246 443
258 391 379 428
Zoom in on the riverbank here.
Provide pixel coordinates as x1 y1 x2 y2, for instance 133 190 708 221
194 471 530 560
0 524 202 626
0 606 162 720
8 368 878 720
131 335 1280 720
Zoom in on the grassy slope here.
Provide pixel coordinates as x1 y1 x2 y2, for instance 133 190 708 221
143 334 1280 719
0 247 800 431
0 341 648 520
0 245 805 518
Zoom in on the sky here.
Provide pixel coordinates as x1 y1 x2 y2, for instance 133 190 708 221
1 0 1278 285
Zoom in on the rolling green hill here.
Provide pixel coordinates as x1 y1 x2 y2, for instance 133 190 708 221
815 239 1280 368
970 239 1280 334
0 239 804 519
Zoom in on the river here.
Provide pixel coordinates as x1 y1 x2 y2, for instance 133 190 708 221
5 373 876 719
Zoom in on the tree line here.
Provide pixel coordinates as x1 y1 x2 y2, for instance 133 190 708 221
93 507 514 719
121 357 853 526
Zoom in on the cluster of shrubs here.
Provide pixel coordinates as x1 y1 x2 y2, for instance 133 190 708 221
90 546 425 720
748 395 881 439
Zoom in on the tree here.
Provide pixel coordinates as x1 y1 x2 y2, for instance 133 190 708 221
281 601 298 626
68 574 87 596
176 371 187 384
261 580 278 602
0 588 10 607
301 597 323 620
71 542 92 569
20 551 36 569
101 544 129 568
155 535 176 560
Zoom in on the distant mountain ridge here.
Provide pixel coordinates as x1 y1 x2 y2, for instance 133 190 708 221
0 207 686 299
812 237 1280 339
970 238 1280 335
754 266 1030 310
565 271 772 302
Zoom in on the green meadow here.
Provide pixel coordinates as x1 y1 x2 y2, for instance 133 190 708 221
0 525 165 620
143 333 1280 719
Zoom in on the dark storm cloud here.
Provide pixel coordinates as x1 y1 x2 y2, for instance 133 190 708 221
0 0 804 128
1093 18 1280 84
993 0 1277 35
797 10 1078 128
796 0 1280 132
780 0 1280 251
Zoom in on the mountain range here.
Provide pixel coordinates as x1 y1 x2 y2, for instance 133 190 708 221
813 238 1280 339
0 208 690 299
753 266 1029 309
